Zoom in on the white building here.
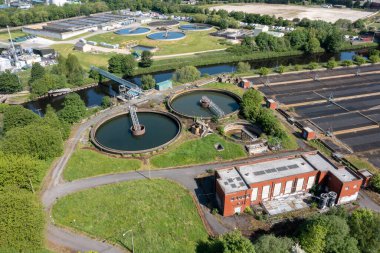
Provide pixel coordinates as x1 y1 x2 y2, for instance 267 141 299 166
0 58 12 72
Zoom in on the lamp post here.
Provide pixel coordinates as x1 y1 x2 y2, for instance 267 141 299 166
122 229 134 253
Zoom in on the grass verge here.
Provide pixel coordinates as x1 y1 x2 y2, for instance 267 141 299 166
52 179 208 253
202 82 245 97
150 133 246 168
63 148 141 181
308 139 333 156
345 155 378 173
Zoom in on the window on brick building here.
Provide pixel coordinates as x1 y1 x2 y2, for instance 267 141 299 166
231 197 235 201
345 186 349 190
353 185 357 189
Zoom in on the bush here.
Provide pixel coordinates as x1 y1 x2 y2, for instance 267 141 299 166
326 58 338 69
307 62 319 70
141 74 156 90
258 67 270 76
237 62 251 73
0 71 22 93
0 190 44 251
353 55 366 66
173 66 201 83
1 123 63 160
101 96 112 109
3 105 39 132
212 208 219 215
342 60 354 67
369 55 380 63
370 173 380 193
244 206 253 215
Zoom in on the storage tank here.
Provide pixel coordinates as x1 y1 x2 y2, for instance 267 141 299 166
327 191 337 207
318 193 329 209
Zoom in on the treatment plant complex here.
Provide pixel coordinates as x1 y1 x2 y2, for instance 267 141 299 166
1 2 380 252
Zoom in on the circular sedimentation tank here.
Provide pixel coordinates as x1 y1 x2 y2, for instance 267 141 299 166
168 89 241 119
115 27 151 35
147 31 186 41
148 20 180 27
179 24 212 31
91 111 181 154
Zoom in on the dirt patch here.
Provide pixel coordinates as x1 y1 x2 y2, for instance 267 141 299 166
210 4 373 22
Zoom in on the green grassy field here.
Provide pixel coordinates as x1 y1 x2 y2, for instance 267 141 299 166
51 44 115 70
63 148 141 181
52 179 208 253
0 30 27 42
86 29 226 56
150 134 246 168
345 155 378 173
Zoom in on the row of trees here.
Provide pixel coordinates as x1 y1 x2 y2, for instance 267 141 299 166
196 207 380 253
0 2 108 27
0 92 88 251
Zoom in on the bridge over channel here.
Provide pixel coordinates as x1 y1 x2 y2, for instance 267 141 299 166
90 66 142 94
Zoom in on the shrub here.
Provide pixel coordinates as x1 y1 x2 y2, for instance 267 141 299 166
369 55 380 63
342 60 354 67
237 62 251 73
101 96 112 109
244 206 254 215
141 74 156 90
212 208 219 215
307 62 319 70
276 65 286 74
173 66 201 83
353 55 366 66
326 58 338 69
258 67 270 76
370 173 380 193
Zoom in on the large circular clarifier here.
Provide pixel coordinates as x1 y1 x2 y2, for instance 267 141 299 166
92 111 181 154
169 89 241 119
115 27 151 35
179 24 212 31
147 31 186 41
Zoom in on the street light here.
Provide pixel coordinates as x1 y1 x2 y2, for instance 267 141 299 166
122 229 134 253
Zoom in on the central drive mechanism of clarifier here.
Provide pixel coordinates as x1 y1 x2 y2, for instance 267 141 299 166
129 106 146 136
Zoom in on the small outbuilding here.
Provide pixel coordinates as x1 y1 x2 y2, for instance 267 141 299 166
155 80 173 91
74 41 92 52
239 79 252 89
32 48 55 58
302 127 316 140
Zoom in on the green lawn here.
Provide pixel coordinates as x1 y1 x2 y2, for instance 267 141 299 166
86 28 226 56
51 44 115 70
203 82 245 97
345 155 378 173
0 30 27 42
52 179 208 253
63 148 141 181
150 134 246 168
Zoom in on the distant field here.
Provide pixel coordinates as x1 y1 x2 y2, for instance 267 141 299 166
86 29 226 56
53 179 208 253
210 4 373 22
0 30 26 42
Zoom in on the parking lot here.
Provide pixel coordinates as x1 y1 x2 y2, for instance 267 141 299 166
251 65 380 168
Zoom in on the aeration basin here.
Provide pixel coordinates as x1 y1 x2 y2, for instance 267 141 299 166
91 111 181 154
115 27 151 35
168 89 241 119
147 31 186 41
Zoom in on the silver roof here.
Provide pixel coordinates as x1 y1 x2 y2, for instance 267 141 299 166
217 167 249 194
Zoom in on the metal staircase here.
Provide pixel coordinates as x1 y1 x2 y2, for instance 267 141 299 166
129 106 140 130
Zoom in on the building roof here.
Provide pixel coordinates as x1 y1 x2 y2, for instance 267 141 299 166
217 167 249 194
237 156 317 185
157 80 172 86
303 153 359 182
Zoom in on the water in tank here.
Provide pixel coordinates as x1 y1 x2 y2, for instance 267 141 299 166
318 193 329 209
327 191 337 207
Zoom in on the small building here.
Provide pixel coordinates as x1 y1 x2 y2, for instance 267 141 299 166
32 48 55 58
266 98 277 110
0 57 12 72
239 79 252 89
357 169 373 188
215 152 362 216
245 142 268 155
155 80 172 91
302 127 316 140
74 41 92 52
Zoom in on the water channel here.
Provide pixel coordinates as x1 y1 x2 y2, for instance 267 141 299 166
24 49 371 114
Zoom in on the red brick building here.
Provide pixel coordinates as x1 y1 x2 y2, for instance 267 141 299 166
215 152 362 216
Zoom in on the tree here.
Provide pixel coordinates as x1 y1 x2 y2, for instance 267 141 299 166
108 54 125 74
173 66 201 83
139 50 153 68
101 96 112 109
197 230 255 253
0 190 44 251
51 54 67 76
43 105 71 140
353 19 365 29
219 19 229 29
370 173 380 193
0 152 45 191
287 28 308 50
30 73 67 97
58 93 87 124
141 74 156 90
1 122 63 160
299 224 327 253
0 71 22 93
3 105 39 132
348 209 380 253
29 62 45 84
241 89 263 122
237 62 251 73
304 36 320 54
254 235 293 253
324 28 343 53
66 54 85 86
108 54 136 76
